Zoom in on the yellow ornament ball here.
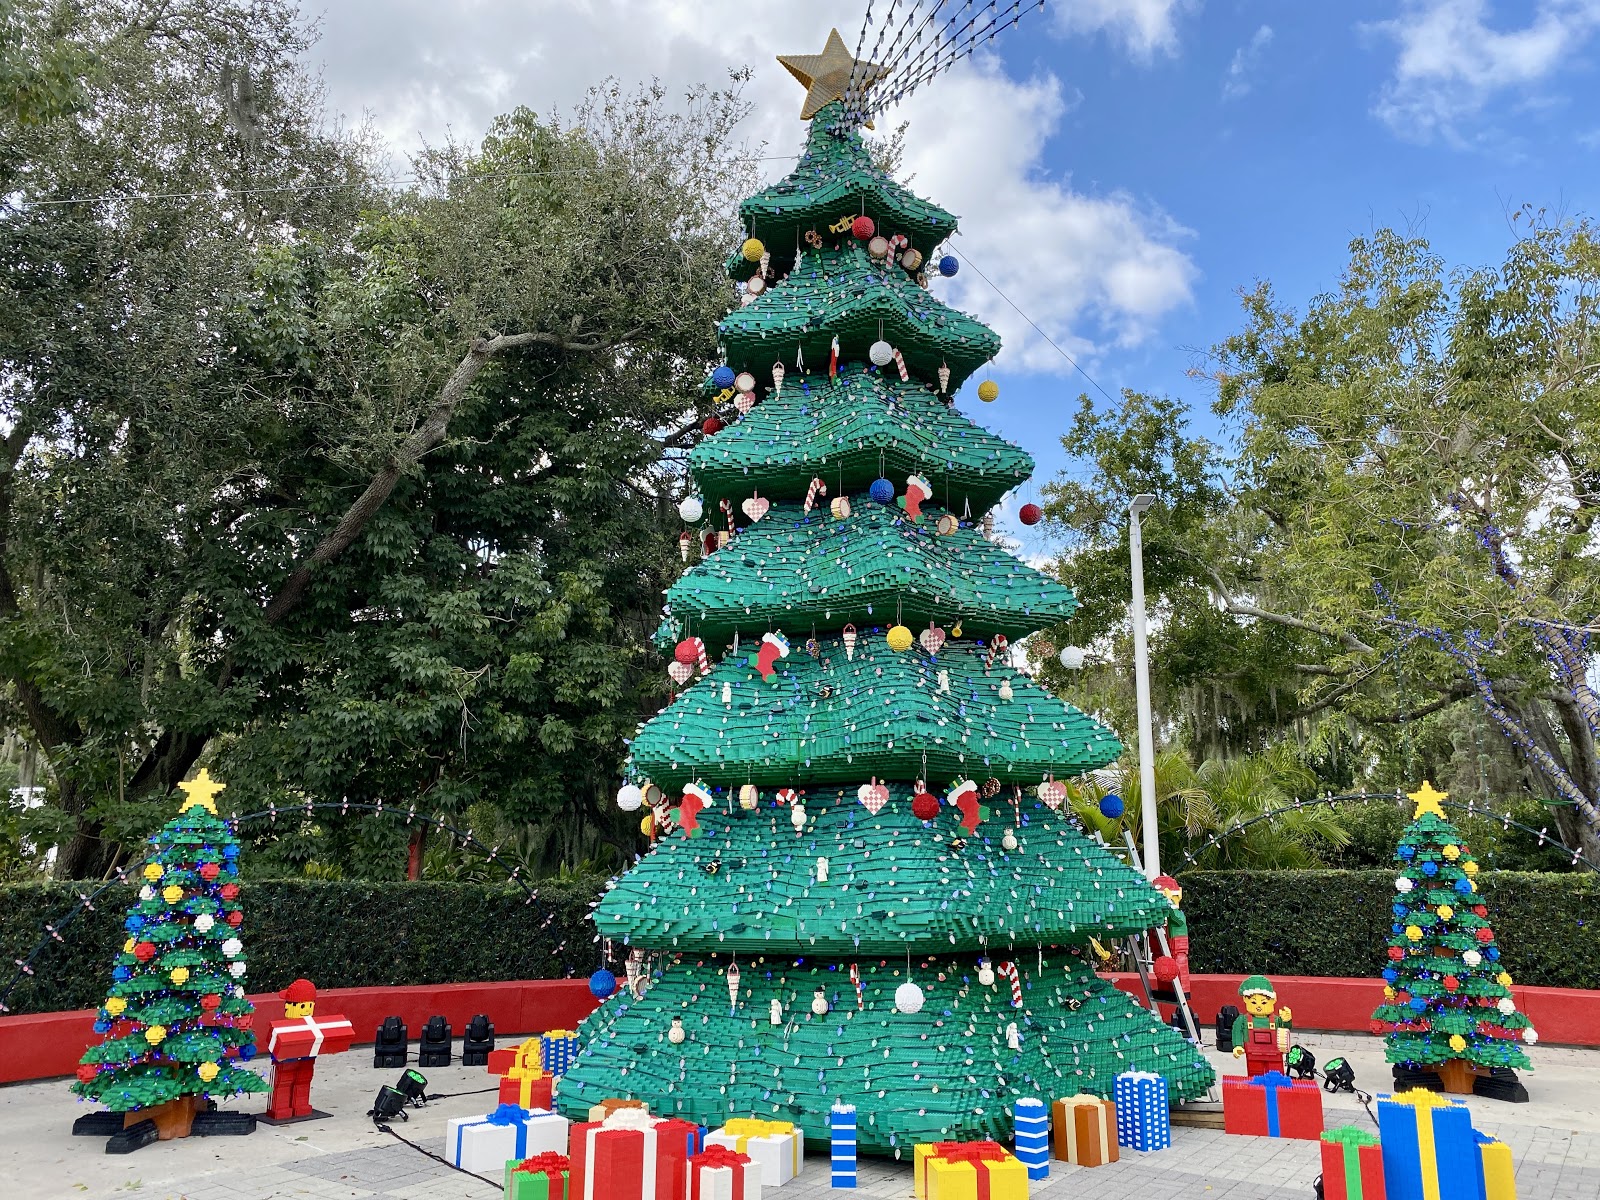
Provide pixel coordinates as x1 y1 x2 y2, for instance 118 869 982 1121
1405 924 1423 942
142 863 163 882
1383 985 1395 999
197 1062 220 1084
1442 844 1460 860
640 813 654 837
1436 905 1454 921
741 237 765 263
145 1024 167 1045
1464 860 1479 876
162 884 183 904
170 966 190 985
1497 971 1513 987
886 624 914 652
123 938 136 954
105 997 127 1016
977 379 1000 402
1448 1034 1467 1053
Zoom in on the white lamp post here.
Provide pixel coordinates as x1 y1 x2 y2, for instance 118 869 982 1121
1128 493 1159 879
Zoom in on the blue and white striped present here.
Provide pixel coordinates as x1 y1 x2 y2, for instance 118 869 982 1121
1114 1071 1171 1152
539 1029 579 1076
1014 1096 1050 1180
831 1101 857 1189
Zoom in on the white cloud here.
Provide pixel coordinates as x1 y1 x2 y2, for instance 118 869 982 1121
1223 24 1274 99
1052 0 1200 59
307 2 1195 374
1367 0 1600 142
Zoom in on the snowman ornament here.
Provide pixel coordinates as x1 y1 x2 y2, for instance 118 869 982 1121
977 956 996 987
667 1016 686 1045
811 987 829 1016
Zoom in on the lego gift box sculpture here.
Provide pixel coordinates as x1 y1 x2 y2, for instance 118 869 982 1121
1222 1071 1324 1139
704 1118 802 1187
447 1104 571 1174
1052 1094 1119 1166
1114 1071 1171 1152
505 1151 572 1200
568 1106 705 1200
1320 1127 1386 1200
686 1145 764 1200
913 1141 1029 1200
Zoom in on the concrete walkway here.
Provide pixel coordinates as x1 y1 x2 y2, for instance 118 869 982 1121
6 1031 1597 1199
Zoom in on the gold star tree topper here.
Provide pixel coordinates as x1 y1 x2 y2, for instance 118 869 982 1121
178 768 226 814
778 28 887 122
1408 780 1448 820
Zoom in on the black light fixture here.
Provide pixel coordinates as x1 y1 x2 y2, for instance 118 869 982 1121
418 1015 453 1068
1321 1056 1357 1093
373 1015 409 1068
396 1068 429 1104
368 1085 409 1123
1286 1043 1317 1080
1215 1004 1240 1053
461 1013 496 1067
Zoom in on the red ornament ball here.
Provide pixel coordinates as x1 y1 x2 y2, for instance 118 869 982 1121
674 639 699 665
201 993 222 1011
76 1064 97 1083
199 863 220 882
1443 975 1460 991
702 416 724 436
911 792 940 821
133 941 156 962
1368 1019 1387 1035
1476 927 1495 943
1473 905 1488 917
1019 503 1042 526
851 215 875 240
1153 955 1178 984
1387 946 1404 961
219 884 239 900
226 909 243 927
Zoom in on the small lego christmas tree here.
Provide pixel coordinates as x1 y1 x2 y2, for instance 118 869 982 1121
1370 781 1535 1094
73 771 267 1134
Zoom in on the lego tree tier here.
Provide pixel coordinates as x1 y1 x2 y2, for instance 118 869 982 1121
731 104 958 274
658 500 1075 651
556 950 1215 1155
717 241 1000 392
594 789 1165 954
629 634 1119 789
690 363 1030 513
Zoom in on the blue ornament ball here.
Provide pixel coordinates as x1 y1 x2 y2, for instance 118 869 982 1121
938 255 959 277
1391 923 1404 934
711 365 736 389
1487 947 1500 961
1455 877 1473 894
869 477 895 504
1382 968 1398 983
93 1019 110 1034
1392 903 1408 917
113 966 131 982
589 969 618 999
1098 793 1125 819
223 845 238 859
1397 845 1415 860
238 1043 256 1062
125 916 144 932
1421 861 1438 876
1410 997 1428 1012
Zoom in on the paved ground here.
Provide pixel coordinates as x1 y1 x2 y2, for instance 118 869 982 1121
6 1030 1598 1199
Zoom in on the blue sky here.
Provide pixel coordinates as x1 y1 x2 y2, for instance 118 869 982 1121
312 1 1600 539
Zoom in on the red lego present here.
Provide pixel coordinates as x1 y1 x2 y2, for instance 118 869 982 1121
1320 1127 1386 1200
487 1046 518 1075
499 1069 553 1110
1222 1072 1323 1140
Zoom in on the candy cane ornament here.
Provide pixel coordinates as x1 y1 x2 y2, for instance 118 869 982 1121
891 347 909 381
997 960 1023 1007
850 963 864 1009
687 636 710 677
719 498 737 538
804 477 827 514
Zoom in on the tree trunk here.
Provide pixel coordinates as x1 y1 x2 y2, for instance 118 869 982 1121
52 779 116 880
406 827 426 880
127 1094 201 1140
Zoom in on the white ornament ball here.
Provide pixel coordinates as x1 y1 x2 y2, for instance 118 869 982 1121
139 886 155 902
194 913 215 933
667 1017 686 1045
869 340 894 367
1001 829 1018 852
1523 1027 1538 1044
222 937 243 958
1497 997 1516 1015
229 962 247 979
617 784 644 812
1395 877 1414 893
1463 950 1482 967
1058 646 1087 670
678 497 704 523
233 985 246 999
895 981 925 1014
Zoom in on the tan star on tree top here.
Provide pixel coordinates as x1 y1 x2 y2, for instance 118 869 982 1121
178 767 226 814
1407 780 1448 820
778 28 887 121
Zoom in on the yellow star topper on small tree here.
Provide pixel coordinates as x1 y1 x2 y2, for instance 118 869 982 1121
1408 780 1448 820
777 28 887 122
177 768 225 814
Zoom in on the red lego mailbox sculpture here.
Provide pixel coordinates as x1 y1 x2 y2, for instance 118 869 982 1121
265 979 354 1121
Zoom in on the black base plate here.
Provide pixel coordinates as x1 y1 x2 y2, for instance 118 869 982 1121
256 1108 332 1126
105 1120 159 1155
192 1111 257 1136
1391 1063 1530 1103
72 1112 127 1137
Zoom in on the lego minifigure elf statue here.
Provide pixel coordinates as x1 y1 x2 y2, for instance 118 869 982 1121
1231 974 1292 1077
1149 874 1190 993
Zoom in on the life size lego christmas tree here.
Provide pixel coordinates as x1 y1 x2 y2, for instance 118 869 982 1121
1370 781 1535 1093
73 771 267 1122
555 30 1215 1154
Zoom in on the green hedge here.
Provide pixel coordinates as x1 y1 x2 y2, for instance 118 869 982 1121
0 878 602 1015
1178 869 1600 990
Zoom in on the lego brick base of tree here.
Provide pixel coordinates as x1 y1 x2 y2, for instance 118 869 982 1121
556 952 1214 1155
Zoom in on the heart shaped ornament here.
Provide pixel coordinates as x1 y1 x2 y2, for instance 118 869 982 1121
1038 779 1067 810
857 778 890 816
919 624 946 655
733 392 757 414
667 661 694 686
742 495 770 522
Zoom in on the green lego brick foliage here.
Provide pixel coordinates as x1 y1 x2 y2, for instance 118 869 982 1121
595 789 1162 955
555 951 1215 1155
718 240 1000 393
657 499 1076 651
733 102 958 269
688 362 1032 514
627 633 1120 790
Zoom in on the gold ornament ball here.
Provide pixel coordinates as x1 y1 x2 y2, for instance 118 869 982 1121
1383 985 1395 999
142 863 163 882
106 997 127 1016
1497 971 1513 987
197 1062 220 1083
741 237 765 262
170 966 190 985
1436 905 1454 920
1448 1033 1467 1052
162 884 183 904
1464 860 1479 876
886 624 914 652
640 814 654 837
977 379 999 402
1442 843 1460 860
123 937 136 954
145 1024 167 1045
1404 924 1422 942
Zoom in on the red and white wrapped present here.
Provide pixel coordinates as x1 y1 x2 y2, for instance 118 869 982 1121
568 1107 701 1200
266 1013 355 1061
687 1145 764 1200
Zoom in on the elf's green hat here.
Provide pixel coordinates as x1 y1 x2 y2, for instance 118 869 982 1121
1239 974 1276 998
